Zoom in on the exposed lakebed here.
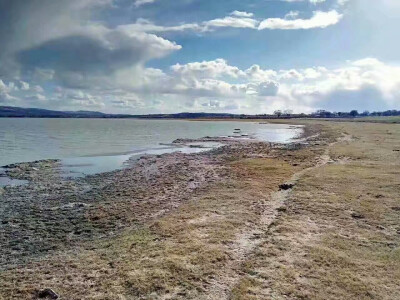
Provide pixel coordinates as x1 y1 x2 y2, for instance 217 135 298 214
0 121 317 272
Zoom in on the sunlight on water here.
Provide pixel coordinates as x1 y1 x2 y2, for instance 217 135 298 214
0 119 302 180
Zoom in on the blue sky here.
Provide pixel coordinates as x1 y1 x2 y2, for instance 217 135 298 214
0 0 400 113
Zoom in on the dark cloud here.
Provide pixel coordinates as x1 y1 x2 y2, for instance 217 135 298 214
0 0 180 82
17 33 175 75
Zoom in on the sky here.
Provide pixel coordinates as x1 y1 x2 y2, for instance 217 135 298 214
0 0 400 114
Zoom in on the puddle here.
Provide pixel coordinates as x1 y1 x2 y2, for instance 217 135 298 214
0 168 29 188
60 142 221 178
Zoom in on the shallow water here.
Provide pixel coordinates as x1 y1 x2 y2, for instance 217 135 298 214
0 119 302 184
0 167 28 187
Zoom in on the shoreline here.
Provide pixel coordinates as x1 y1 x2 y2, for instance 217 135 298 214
0 123 304 186
1 121 354 300
5 120 398 299
0 125 315 270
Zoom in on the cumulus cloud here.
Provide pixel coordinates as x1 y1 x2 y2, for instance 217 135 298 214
115 9 342 34
0 80 20 104
118 19 200 33
141 58 400 113
121 15 259 33
230 11 254 18
20 81 30 91
0 0 181 85
259 10 342 30
250 82 280 96
171 59 245 79
0 0 394 114
18 25 181 79
203 16 259 30
3 56 399 113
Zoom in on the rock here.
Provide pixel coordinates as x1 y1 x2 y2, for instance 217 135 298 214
351 212 365 219
37 288 59 299
279 183 295 190
0 187 4 196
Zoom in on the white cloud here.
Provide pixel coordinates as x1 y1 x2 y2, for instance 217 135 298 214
148 58 400 112
5 55 399 114
20 81 30 91
119 9 343 34
337 0 350 6
121 15 259 33
1 0 182 90
32 85 44 93
25 93 47 102
134 0 157 7
203 16 259 30
171 59 245 79
230 11 254 18
0 80 20 103
0 80 7 92
118 19 200 33
285 11 300 19
1 0 391 114
259 10 342 30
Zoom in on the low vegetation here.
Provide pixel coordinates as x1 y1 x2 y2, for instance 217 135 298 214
231 121 400 299
1 119 399 299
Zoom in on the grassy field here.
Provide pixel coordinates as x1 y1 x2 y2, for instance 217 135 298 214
231 120 400 299
312 116 400 124
353 116 400 123
1 120 399 299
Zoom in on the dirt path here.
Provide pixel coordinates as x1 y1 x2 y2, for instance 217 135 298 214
201 132 352 300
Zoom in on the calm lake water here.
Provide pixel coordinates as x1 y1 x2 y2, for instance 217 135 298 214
0 119 302 184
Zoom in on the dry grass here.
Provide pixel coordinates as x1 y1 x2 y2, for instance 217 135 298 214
231 121 400 300
0 158 298 299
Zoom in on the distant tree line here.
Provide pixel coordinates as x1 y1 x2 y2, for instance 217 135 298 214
300 109 400 118
253 109 400 119
238 109 400 119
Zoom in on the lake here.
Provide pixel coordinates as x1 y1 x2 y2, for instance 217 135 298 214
0 118 302 184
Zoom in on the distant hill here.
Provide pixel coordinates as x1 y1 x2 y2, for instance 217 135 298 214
0 106 107 118
0 106 237 119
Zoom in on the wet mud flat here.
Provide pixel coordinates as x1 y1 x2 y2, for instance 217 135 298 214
0 130 322 272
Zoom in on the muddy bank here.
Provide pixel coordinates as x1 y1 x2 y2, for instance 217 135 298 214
0 128 322 271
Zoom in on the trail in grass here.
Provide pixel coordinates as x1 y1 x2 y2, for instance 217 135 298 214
203 133 353 300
